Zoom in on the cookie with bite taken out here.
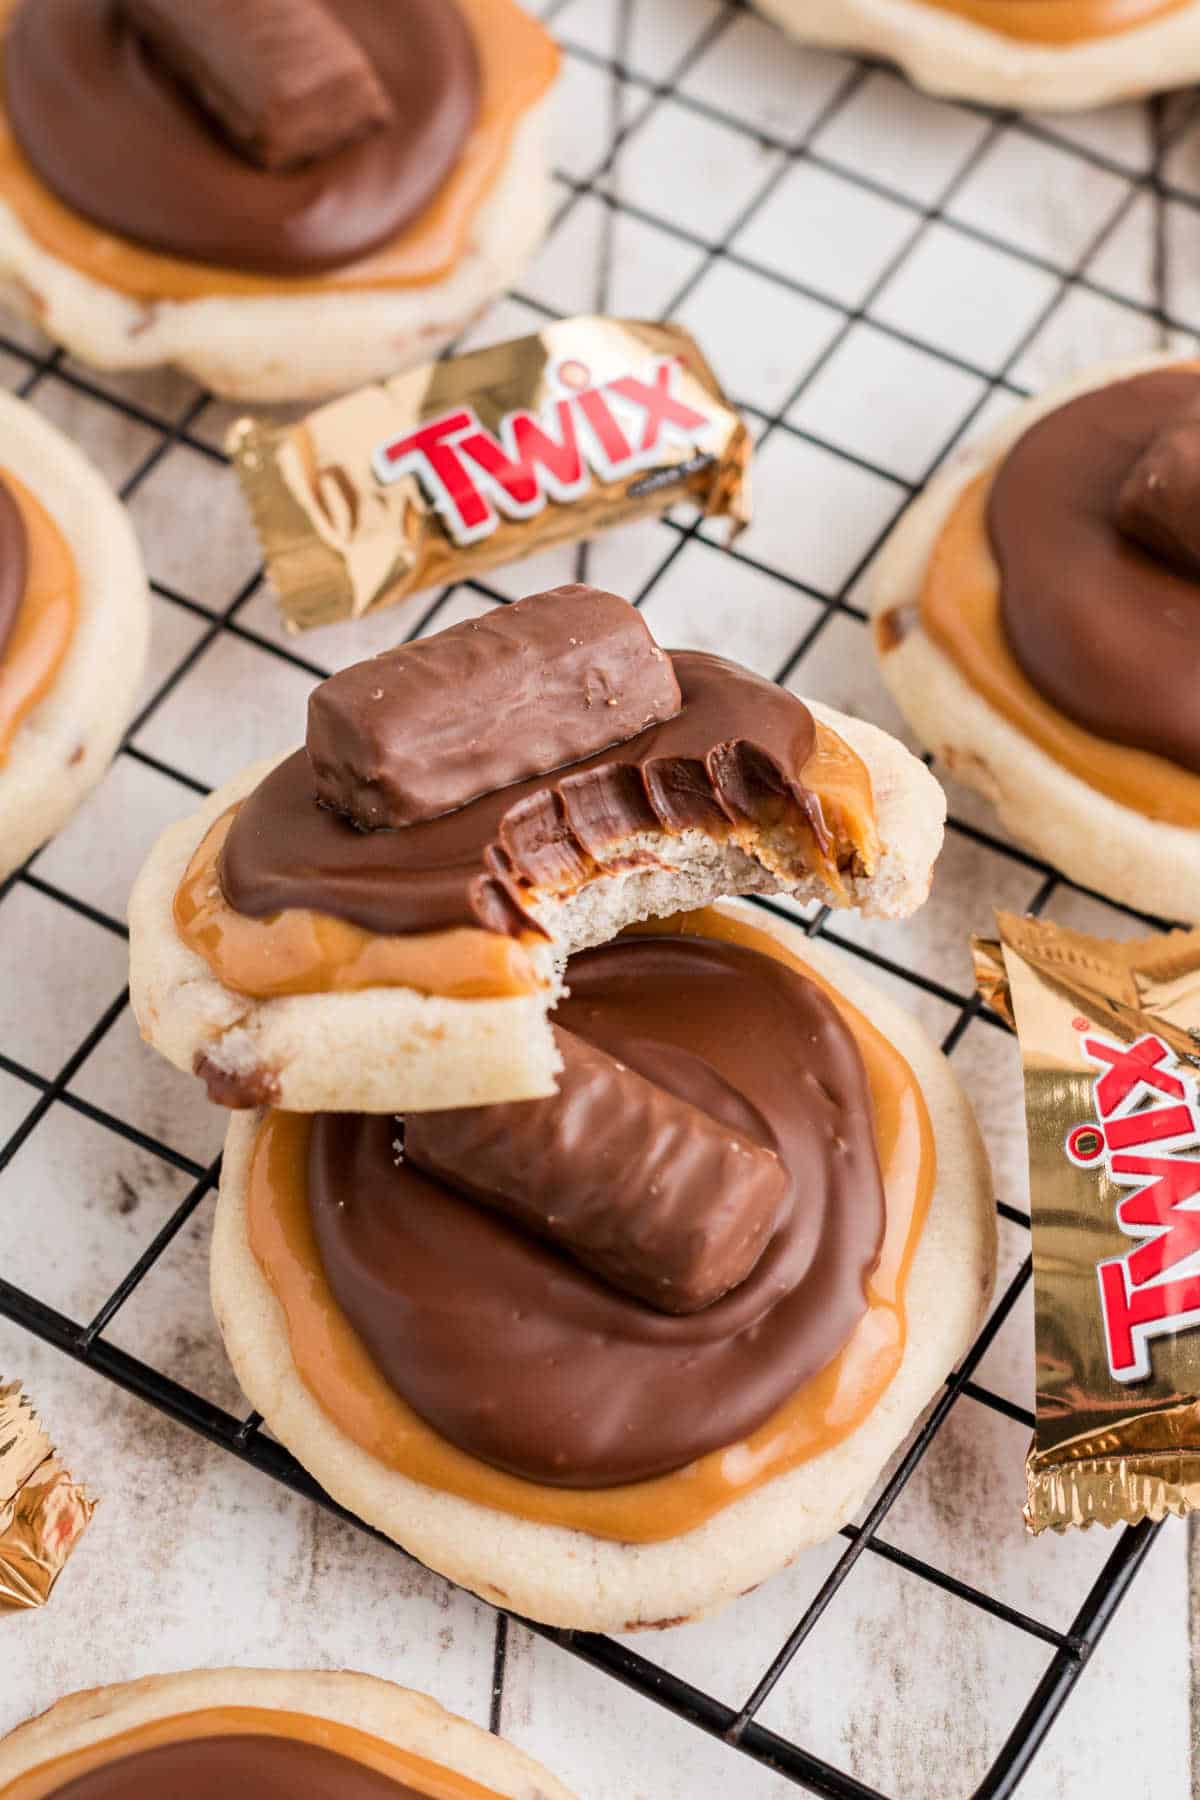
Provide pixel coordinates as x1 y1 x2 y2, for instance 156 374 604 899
129 583 947 1115
211 897 996 1629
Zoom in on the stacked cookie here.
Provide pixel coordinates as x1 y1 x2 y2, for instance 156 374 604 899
128 583 996 1631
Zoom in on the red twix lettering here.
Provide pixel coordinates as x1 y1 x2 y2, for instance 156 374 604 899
372 357 712 546
1067 1030 1200 1381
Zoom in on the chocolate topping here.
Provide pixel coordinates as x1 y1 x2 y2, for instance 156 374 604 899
5 0 481 275
406 1024 786 1314
990 368 1200 772
311 934 886 1486
1116 416 1200 579
0 473 28 668
120 0 394 173
308 586 683 830
41 1734 436 1799
222 651 825 939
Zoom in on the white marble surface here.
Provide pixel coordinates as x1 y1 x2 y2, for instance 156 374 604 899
1 1 1199 1795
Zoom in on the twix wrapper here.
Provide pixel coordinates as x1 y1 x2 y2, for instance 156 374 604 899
228 316 752 631
0 1381 95 1609
974 912 1200 1533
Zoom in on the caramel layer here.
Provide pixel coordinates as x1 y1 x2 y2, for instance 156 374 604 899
907 468 1200 829
177 724 877 1002
921 0 1188 43
0 468 78 767
4 1707 503 1800
175 810 546 1001
0 0 558 300
246 906 933 1544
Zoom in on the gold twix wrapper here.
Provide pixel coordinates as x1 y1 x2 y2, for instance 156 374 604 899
0 1380 95 1609
228 316 752 631
974 912 1200 1533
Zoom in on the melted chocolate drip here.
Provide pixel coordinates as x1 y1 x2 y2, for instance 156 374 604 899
39 1734 432 1800
5 0 481 275
0 473 28 666
220 652 824 940
990 368 1200 772
310 934 886 1487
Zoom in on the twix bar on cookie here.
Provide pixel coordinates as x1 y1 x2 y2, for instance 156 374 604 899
974 912 1200 1533
228 316 751 630
0 1381 95 1609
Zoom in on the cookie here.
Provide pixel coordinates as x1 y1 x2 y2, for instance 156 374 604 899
0 1667 575 1798
210 899 996 1632
128 586 946 1113
871 353 1200 920
0 389 148 882
753 0 1200 109
0 0 558 402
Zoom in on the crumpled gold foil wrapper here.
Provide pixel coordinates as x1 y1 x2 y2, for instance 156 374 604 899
228 316 752 631
974 913 1200 1534
0 1381 95 1609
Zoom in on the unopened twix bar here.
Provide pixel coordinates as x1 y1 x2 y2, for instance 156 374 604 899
229 316 751 630
975 912 1200 1532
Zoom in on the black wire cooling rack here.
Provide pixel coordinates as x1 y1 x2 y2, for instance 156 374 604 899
0 0 1196 1792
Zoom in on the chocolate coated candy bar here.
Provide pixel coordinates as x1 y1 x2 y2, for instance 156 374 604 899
406 1026 786 1314
122 0 394 172
1116 416 1200 578
307 585 683 830
0 1381 95 1609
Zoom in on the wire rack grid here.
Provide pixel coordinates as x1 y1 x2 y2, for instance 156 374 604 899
0 0 1197 1793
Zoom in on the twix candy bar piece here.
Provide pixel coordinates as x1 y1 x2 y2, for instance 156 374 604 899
974 912 1200 1533
228 317 752 631
406 1026 786 1315
121 0 394 172
0 1381 95 1609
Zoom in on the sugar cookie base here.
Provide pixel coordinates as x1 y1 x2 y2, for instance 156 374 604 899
210 900 997 1633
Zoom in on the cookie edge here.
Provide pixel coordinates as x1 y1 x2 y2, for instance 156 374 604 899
754 0 1200 109
0 1667 576 1799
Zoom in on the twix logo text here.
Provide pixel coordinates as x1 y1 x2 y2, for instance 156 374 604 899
371 356 713 547
1066 1026 1200 1382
